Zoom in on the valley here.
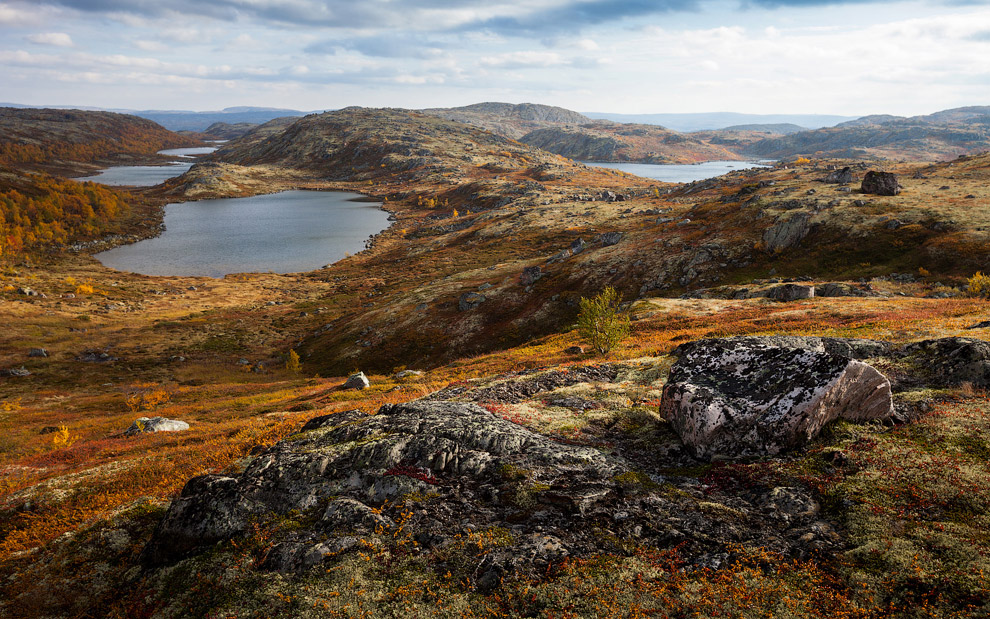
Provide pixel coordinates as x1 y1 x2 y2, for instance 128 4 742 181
1 103 990 618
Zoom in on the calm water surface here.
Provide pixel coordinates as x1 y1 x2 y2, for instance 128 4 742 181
582 160 771 183
74 146 218 186
95 191 389 277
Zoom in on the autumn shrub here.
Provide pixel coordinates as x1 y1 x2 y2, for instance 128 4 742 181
285 349 301 373
577 286 629 356
966 271 990 298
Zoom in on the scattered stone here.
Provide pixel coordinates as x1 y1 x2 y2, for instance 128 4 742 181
39 426 59 434
238 358 250 365
966 320 990 330
861 171 900 196
77 351 118 363
520 266 543 286
853 200 867 207
478 283 493 291
28 348 48 358
342 372 370 390
598 232 623 247
395 370 423 379
821 167 852 184
766 284 815 302
660 337 894 459
570 238 586 254
458 292 486 311
125 417 190 436
0 366 31 377
564 345 585 355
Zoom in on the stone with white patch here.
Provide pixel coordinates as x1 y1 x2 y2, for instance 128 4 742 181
660 338 893 459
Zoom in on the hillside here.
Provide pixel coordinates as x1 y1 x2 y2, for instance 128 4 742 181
746 106 990 161
420 102 590 139
520 122 743 163
0 107 201 175
2 106 990 618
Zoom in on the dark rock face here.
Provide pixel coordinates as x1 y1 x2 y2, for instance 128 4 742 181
861 171 900 196
660 338 894 459
901 337 990 387
762 212 812 252
766 284 815 302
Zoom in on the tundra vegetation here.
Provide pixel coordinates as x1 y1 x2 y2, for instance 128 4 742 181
1 105 990 618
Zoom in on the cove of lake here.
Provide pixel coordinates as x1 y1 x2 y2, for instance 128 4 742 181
94 191 390 278
74 146 221 186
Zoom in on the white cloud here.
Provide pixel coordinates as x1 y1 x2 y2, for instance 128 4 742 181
26 32 73 47
480 50 566 68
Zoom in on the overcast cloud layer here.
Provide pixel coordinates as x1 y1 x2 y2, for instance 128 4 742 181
0 0 988 115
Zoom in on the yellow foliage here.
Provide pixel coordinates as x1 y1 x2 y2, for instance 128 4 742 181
285 349 301 373
51 425 77 450
125 384 172 412
75 283 95 295
1 397 21 412
918 267 930 278
967 271 990 298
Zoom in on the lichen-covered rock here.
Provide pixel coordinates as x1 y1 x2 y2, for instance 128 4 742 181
142 402 625 565
660 338 894 459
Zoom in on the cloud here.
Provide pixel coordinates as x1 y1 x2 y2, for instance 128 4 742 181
469 0 699 35
307 34 450 59
26 32 74 46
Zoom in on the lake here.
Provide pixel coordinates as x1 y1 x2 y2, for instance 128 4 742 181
582 160 771 183
94 191 390 278
74 146 218 186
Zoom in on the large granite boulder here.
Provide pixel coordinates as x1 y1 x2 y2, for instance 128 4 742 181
660 338 894 459
762 212 812 252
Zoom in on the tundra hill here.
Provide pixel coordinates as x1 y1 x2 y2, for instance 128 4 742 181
745 105 990 161
520 122 742 163
149 107 990 379
4 107 990 617
0 107 201 176
420 102 591 140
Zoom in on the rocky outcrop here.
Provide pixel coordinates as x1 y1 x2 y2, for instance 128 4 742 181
766 284 815 302
143 402 626 565
660 338 894 459
861 171 900 196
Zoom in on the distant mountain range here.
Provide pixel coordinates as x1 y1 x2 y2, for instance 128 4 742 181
583 112 857 132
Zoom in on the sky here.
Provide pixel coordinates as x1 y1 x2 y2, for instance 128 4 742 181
0 0 988 116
